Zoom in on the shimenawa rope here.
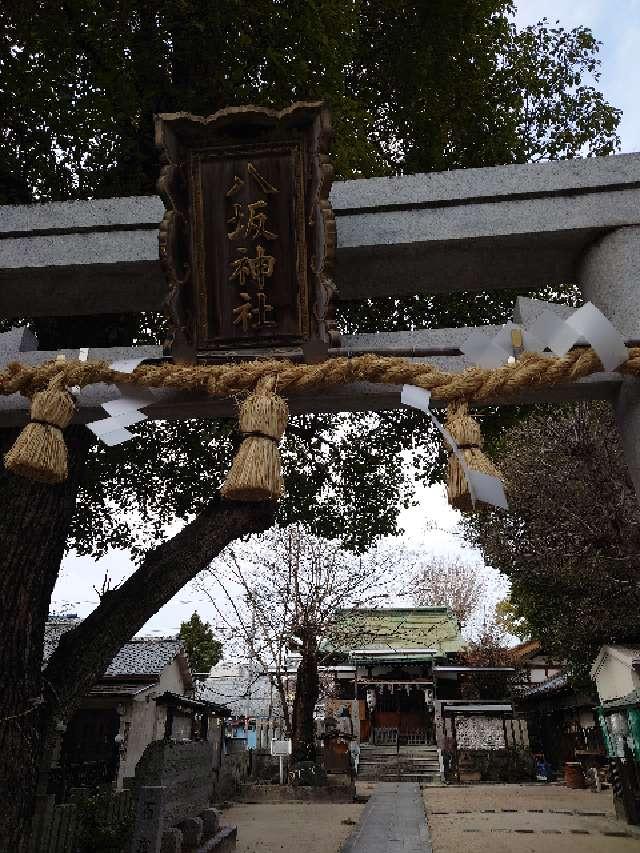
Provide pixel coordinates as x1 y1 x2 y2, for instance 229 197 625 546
2 346 634 504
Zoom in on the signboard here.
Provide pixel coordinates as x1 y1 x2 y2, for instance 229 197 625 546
270 738 292 757
155 102 339 358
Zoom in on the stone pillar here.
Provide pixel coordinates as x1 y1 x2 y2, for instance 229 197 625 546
580 226 640 498
130 785 166 853
580 227 640 337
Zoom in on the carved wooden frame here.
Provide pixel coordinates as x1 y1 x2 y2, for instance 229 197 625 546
155 102 339 358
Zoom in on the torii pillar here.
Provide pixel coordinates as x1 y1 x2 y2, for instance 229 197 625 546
580 226 640 495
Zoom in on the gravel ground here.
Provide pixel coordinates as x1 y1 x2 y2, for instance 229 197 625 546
425 784 639 853
222 802 364 853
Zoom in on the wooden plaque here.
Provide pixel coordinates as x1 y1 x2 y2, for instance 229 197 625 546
155 102 339 357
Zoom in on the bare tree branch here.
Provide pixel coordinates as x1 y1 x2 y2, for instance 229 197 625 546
412 555 487 627
44 497 275 717
198 526 413 758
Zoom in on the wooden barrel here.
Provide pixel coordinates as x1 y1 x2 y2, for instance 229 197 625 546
565 762 586 789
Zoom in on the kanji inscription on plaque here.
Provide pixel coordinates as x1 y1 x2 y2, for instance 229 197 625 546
155 102 339 357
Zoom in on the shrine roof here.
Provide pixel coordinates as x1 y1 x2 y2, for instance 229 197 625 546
330 607 463 657
509 639 542 661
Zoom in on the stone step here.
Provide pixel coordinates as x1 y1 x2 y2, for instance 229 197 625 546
359 756 400 763
360 758 440 767
360 744 438 755
399 763 441 770
400 747 439 754
360 773 442 785
360 760 440 765
398 756 440 762
359 747 397 754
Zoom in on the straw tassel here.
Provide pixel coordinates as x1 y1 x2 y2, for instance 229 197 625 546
445 401 503 513
221 376 289 501
4 372 76 484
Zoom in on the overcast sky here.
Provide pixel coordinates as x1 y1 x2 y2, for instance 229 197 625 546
50 0 639 641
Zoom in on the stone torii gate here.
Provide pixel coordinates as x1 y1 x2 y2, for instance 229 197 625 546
2 150 640 491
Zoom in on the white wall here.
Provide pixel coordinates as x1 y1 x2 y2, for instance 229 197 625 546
595 654 640 702
117 659 187 787
525 655 562 684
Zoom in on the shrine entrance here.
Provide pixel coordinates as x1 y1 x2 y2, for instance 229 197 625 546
368 682 435 747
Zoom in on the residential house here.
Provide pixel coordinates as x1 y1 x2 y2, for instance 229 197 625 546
510 639 563 685
591 645 640 761
513 640 604 777
44 619 229 796
591 645 640 823
198 658 283 751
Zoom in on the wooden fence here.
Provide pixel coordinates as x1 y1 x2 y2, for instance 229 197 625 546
29 788 133 853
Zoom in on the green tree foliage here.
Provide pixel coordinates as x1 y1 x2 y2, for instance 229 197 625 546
465 403 640 677
495 596 531 640
0 2 622 555
178 611 222 674
1 3 620 202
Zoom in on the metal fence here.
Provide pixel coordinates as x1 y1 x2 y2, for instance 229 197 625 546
405 729 428 746
374 727 430 746
374 727 398 745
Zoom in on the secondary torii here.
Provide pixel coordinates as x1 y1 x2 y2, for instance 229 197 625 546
1 103 640 494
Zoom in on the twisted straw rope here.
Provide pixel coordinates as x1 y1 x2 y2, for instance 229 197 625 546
2 347 640 405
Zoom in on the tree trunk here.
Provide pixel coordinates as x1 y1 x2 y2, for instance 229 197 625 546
0 425 92 853
273 675 292 738
290 633 320 764
43 496 275 718
0 420 275 853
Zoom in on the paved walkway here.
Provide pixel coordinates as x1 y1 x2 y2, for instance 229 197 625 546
342 782 432 853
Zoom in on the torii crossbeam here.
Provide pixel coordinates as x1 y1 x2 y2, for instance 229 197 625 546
2 151 640 490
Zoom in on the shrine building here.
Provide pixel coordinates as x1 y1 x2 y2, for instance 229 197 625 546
324 607 509 744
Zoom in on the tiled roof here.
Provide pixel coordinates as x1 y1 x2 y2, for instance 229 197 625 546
104 639 183 677
44 620 184 678
197 670 278 719
330 607 464 656
43 619 78 662
509 640 541 662
88 683 152 697
520 673 569 698
601 688 640 711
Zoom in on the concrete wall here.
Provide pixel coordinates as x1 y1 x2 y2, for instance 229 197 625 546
456 749 536 783
134 740 218 828
119 694 158 786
